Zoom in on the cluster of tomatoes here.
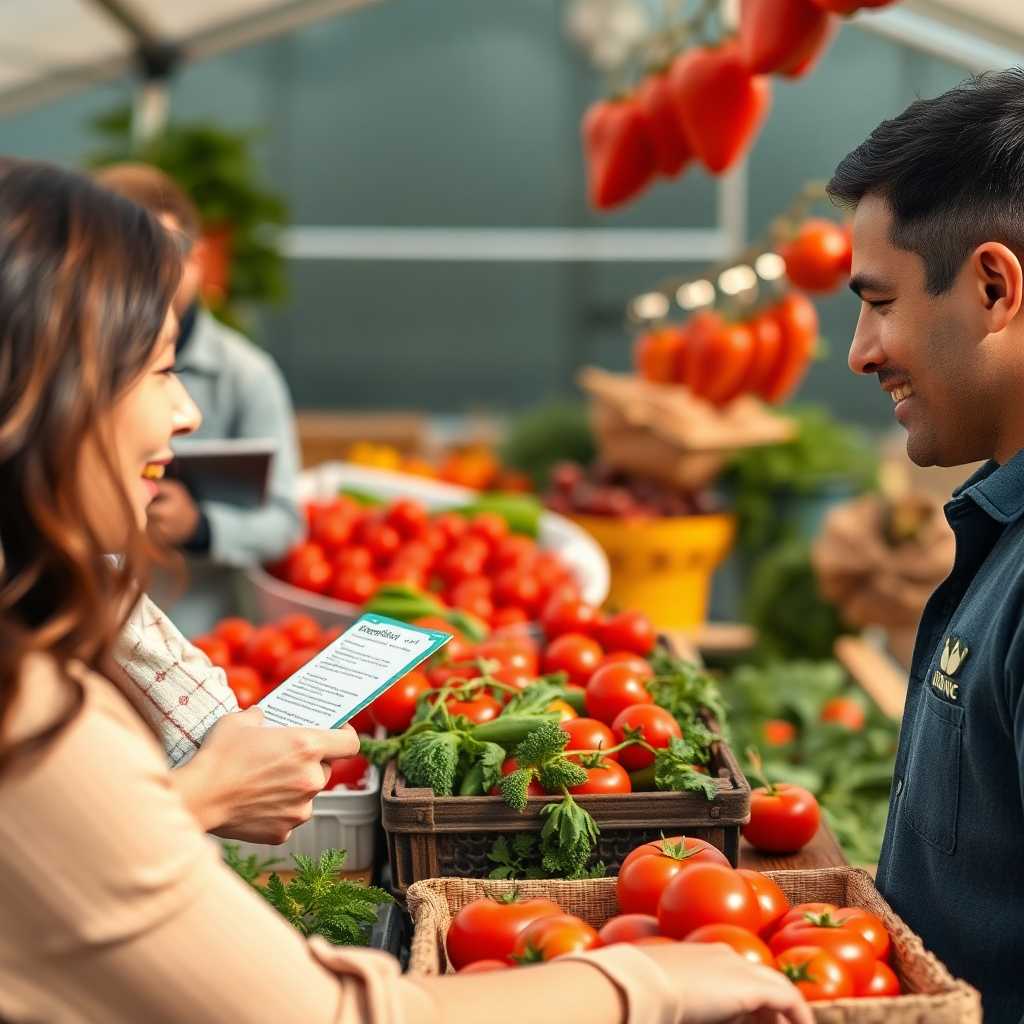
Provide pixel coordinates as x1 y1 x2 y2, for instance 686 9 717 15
446 835 901 1002
635 291 818 406
584 0 896 210
269 495 578 626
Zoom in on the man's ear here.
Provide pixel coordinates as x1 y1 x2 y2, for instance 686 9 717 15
970 242 1023 332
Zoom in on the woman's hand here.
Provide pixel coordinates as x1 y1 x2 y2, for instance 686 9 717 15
172 707 360 843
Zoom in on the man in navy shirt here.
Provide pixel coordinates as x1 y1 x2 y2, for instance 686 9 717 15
829 68 1024 1023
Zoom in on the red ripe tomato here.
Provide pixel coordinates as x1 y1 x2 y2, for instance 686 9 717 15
776 903 838 931
392 541 435 570
386 498 429 539
287 541 327 571
567 755 632 795
325 753 369 790
225 665 263 709
617 836 730 916
445 894 562 969
861 960 900 997
770 923 875 992
491 535 538 571
442 693 502 725
334 545 374 573
582 94 657 210
468 512 509 548
657 863 761 939
776 946 854 1001
670 42 771 175
635 324 688 384
329 567 378 606
560 717 618 760
738 0 833 76
760 292 818 404
368 670 430 733
437 548 487 588
598 914 661 946
413 616 470 661
739 309 784 398
243 627 292 676
543 633 604 686
743 783 821 853
636 71 692 177
599 611 656 657
287 556 332 594
360 521 401 564
585 663 653 724
348 706 376 733
492 568 542 616
820 696 866 732
512 913 600 963
492 606 530 630
457 959 509 974
433 511 468 545
277 613 322 649
780 218 852 292
541 596 601 640
599 651 655 680
612 704 682 771
214 617 255 657
266 646 319 689
309 504 354 551
192 634 231 669
490 757 546 797
735 869 790 938
685 310 757 406
832 908 891 962
761 718 797 747
684 923 774 968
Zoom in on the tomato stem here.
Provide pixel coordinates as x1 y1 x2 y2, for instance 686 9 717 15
745 746 778 795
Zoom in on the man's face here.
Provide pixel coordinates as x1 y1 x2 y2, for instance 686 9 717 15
848 194 995 467
157 212 202 316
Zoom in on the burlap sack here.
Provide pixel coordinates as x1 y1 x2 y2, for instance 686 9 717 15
405 868 980 1022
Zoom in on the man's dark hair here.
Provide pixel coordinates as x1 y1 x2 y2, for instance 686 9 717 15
828 67 1024 294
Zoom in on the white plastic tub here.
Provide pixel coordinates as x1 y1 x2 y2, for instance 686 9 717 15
244 462 610 630
220 763 380 872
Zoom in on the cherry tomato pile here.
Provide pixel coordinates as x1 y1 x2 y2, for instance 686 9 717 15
634 290 819 406
267 495 580 628
445 835 902 1003
583 0 897 210
192 612 370 791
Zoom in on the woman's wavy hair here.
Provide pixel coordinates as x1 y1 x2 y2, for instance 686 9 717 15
0 159 181 770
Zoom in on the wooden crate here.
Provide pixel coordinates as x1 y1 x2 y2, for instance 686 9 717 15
382 727 750 896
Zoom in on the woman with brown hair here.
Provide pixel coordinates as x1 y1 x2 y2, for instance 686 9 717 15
0 159 811 1024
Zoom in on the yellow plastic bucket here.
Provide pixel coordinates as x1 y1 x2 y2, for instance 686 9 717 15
571 513 736 629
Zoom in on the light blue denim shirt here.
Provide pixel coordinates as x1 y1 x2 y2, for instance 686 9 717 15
153 309 302 636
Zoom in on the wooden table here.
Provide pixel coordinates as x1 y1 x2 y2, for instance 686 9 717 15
738 821 848 872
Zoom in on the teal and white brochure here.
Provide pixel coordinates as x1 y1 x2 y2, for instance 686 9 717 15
257 613 451 729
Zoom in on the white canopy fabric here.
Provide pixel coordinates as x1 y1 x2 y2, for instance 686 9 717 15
0 0 1019 118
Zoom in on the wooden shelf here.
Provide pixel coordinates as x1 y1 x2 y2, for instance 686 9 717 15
739 821 848 872
834 634 908 720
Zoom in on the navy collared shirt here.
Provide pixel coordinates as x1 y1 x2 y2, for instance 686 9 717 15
877 450 1024 1023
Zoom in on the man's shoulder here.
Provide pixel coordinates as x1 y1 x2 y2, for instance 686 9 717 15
197 311 285 382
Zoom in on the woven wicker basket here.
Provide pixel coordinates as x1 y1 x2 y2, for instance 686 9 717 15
405 867 980 1022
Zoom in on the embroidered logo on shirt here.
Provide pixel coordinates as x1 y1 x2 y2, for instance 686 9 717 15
932 636 969 700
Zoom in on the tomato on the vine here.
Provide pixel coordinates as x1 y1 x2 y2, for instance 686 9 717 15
684 923 774 968
760 292 818 404
658 863 761 939
567 755 632 795
445 894 562 969
598 914 661 946
617 836 730 916
441 693 502 725
738 0 833 77
635 325 689 384
612 704 682 771
636 70 692 177
560 717 618 760
585 662 653 724
685 310 756 406
776 946 854 1001
743 782 821 853
780 218 852 292
543 633 604 686
582 95 657 210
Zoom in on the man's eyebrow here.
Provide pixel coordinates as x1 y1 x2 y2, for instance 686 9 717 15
849 273 894 298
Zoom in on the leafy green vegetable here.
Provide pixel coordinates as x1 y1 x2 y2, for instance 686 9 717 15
648 649 728 731
487 835 548 880
398 730 463 795
538 795 602 879
223 847 392 946
654 737 718 800
500 401 596 490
